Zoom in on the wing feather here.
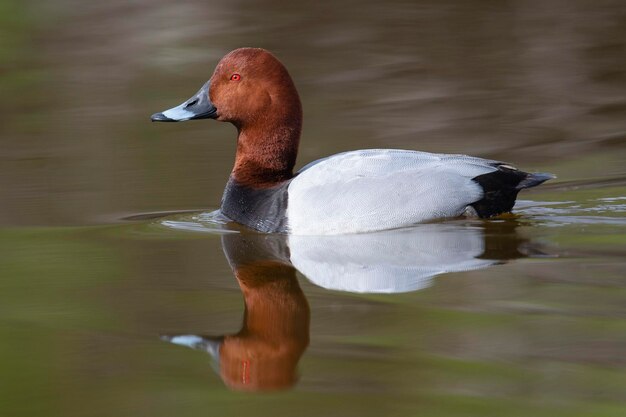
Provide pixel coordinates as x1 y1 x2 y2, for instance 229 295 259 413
287 149 499 235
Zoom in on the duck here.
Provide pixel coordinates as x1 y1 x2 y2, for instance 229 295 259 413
151 48 554 235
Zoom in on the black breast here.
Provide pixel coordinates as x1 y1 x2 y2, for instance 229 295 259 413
220 177 291 233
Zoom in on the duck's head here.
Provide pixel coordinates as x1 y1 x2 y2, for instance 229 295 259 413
151 48 302 129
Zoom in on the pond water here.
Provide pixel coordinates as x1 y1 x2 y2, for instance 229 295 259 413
1 0 625 416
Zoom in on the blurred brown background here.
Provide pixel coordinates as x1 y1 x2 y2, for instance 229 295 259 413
1 0 624 226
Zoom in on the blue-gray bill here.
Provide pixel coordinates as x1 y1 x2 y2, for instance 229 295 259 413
151 81 217 122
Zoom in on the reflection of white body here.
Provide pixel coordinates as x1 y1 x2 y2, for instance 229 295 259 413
162 217 500 294
288 224 496 293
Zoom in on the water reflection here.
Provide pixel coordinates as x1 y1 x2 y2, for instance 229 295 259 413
163 220 539 391
164 233 310 391
289 221 534 293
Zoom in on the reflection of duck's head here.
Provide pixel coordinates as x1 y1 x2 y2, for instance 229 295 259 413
219 258 309 391
165 233 309 392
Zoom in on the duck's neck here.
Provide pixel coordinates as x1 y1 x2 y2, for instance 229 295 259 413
231 112 302 188
234 261 309 341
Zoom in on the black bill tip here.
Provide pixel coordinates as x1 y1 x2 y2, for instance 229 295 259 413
151 112 176 122
150 81 217 123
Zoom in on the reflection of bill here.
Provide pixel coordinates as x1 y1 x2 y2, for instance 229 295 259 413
162 220 541 391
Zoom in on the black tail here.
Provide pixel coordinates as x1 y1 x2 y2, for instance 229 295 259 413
470 165 555 218
515 172 555 190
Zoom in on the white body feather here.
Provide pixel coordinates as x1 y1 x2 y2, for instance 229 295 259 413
286 149 500 235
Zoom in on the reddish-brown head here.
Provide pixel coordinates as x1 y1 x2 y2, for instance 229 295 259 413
209 48 302 128
211 49 303 185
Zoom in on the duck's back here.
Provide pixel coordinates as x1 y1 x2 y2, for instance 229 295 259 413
286 149 550 235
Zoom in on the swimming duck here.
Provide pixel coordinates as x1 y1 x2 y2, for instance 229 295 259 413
151 48 554 235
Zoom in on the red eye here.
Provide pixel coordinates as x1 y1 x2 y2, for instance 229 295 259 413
230 73 241 81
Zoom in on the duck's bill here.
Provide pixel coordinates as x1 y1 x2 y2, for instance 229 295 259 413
161 334 222 372
151 81 217 122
